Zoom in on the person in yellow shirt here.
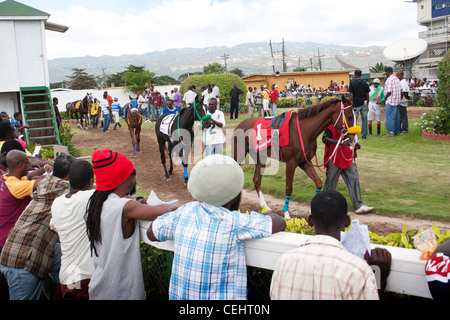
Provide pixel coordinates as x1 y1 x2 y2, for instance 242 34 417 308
261 85 271 117
90 98 100 128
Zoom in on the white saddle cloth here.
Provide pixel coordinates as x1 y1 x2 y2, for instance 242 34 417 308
160 114 176 137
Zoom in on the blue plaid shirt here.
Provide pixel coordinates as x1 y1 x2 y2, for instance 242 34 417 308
151 201 272 300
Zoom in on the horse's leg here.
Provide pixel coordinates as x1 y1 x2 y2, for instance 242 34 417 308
159 139 170 180
136 127 141 152
283 160 298 220
299 162 323 196
129 126 136 154
253 161 271 212
168 142 174 175
178 147 189 184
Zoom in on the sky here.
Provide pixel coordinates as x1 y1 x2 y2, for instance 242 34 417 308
17 0 426 60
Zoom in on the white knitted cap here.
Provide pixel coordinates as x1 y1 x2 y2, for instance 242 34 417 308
187 154 244 207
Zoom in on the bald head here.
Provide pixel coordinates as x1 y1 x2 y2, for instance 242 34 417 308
6 149 30 177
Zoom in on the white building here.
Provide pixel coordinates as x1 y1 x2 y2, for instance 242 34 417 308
411 0 450 79
0 0 68 145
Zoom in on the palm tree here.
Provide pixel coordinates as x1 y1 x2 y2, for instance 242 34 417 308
369 63 386 73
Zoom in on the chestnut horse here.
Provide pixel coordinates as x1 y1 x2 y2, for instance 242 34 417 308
124 97 143 155
155 95 210 184
232 95 359 219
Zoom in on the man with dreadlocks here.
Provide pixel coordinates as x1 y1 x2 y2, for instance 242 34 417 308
85 149 178 300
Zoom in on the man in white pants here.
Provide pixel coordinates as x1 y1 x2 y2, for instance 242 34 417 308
368 79 384 136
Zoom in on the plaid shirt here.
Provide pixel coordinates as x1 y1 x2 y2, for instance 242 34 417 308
0 175 69 279
151 201 272 300
270 235 379 300
384 74 402 106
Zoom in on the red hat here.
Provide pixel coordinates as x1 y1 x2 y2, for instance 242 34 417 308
92 149 134 191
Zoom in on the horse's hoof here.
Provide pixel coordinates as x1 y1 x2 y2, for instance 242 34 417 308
166 178 171 182
284 211 292 220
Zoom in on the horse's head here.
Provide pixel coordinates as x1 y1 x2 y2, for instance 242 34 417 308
332 94 360 147
194 95 212 128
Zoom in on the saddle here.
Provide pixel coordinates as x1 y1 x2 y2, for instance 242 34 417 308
253 111 293 160
74 101 82 110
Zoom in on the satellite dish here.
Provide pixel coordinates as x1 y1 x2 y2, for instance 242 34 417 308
383 38 427 77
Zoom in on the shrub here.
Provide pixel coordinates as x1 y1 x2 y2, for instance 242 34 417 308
180 73 247 105
416 50 450 135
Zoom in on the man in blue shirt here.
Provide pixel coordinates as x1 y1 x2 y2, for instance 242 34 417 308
111 98 122 130
148 154 286 300
162 100 180 116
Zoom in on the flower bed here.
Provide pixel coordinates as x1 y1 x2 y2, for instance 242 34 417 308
422 131 450 141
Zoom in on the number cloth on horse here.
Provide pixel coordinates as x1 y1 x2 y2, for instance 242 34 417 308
253 110 293 158
159 114 177 137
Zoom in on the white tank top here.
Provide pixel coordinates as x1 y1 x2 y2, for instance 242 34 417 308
88 193 146 300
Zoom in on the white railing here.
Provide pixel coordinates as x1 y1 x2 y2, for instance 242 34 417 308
139 220 432 299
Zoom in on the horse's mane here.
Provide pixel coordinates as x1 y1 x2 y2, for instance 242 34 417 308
297 98 340 120
179 106 190 116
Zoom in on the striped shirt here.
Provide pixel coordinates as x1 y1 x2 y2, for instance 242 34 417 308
0 175 69 279
270 235 379 300
151 201 272 300
384 74 402 106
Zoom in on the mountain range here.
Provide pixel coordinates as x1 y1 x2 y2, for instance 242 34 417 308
48 41 393 84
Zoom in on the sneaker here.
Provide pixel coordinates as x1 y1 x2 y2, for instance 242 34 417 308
355 204 374 214
383 132 395 137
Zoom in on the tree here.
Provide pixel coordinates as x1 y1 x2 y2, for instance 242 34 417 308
153 75 180 85
106 65 147 88
230 68 245 77
203 62 225 74
370 63 386 73
122 70 155 94
66 68 98 90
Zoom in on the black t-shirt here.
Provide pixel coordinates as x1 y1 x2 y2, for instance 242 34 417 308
349 79 370 107
230 88 244 103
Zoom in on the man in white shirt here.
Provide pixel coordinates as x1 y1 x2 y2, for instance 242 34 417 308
397 70 410 134
270 190 391 300
211 82 220 110
100 92 112 133
246 87 255 117
50 161 95 299
203 98 226 156
183 86 197 108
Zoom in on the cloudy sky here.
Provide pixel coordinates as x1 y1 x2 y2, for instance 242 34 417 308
18 0 425 60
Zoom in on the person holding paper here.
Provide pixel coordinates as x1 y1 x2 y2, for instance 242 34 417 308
85 149 178 300
147 154 286 300
270 190 391 300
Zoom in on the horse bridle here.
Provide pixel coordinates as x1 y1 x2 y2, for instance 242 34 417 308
333 101 361 137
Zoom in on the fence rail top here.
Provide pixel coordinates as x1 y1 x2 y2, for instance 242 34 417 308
139 220 432 299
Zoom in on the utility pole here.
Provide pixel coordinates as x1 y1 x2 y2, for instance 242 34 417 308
269 40 275 73
282 38 287 72
317 48 324 71
220 53 230 73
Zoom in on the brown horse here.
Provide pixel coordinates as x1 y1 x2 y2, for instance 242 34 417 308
124 97 143 154
232 95 359 219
